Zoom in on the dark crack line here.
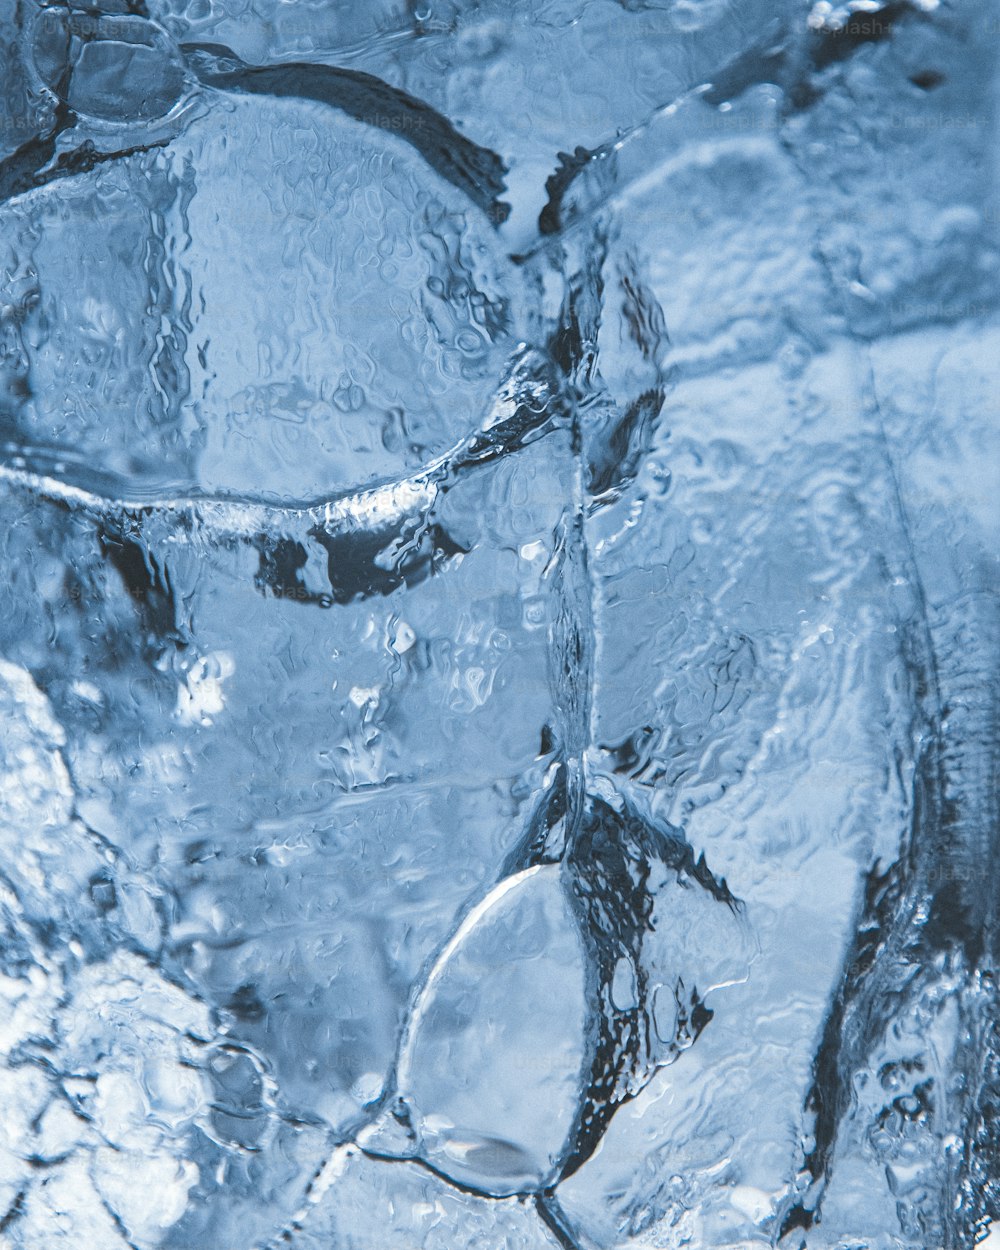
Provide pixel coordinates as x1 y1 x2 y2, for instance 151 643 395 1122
529 2 930 250
0 1190 27 1236
357 1142 532 1201
180 41 509 223
0 128 172 206
535 1191 587 1250
97 1191 143 1250
250 1135 354 1250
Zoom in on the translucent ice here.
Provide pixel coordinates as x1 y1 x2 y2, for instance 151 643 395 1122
0 2 997 1248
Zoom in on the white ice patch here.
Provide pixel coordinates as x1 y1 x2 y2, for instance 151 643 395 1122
176 651 235 726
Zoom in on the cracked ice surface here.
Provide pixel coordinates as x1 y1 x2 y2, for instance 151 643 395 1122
0 2 998 1248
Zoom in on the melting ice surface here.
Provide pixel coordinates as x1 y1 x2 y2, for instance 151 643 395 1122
0 2 998 1248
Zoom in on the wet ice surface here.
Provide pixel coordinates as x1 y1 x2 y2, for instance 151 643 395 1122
0 2 997 1248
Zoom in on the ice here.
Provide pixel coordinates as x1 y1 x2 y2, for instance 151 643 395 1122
1 1 998 1248
280 1146 560 1250
2 92 520 498
390 863 588 1196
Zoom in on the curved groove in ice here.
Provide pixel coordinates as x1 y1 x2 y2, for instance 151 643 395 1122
0 346 561 539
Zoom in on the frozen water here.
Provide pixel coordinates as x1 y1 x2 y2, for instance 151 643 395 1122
390 863 588 1197
0 2 998 1248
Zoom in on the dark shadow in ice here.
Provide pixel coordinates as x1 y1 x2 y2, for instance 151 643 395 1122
344 766 746 1212
530 205 669 517
583 252 669 507
0 110 169 203
0 346 565 617
308 515 469 603
0 95 172 206
758 52 999 1230
558 784 743 1181
806 1 912 72
586 386 664 507
2 19 508 225
535 1189 592 1250
535 2 934 238
781 577 1000 1241
180 41 510 223
97 521 187 649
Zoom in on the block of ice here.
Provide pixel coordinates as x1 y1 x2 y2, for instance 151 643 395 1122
0 2 996 1247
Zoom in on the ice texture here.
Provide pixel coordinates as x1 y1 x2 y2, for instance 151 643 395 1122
0 2 998 1248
